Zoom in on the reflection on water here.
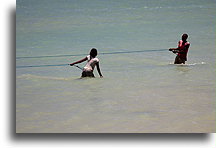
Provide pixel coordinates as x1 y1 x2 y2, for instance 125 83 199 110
176 65 191 73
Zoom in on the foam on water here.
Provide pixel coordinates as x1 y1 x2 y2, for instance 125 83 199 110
168 62 206 66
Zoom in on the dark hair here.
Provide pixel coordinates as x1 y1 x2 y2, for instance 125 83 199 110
90 48 97 58
182 33 188 39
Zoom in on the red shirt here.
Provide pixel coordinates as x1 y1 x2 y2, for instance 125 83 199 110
177 40 190 61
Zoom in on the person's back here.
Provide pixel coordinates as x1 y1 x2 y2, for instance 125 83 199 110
83 55 99 72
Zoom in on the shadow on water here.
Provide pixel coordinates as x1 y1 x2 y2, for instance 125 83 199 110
167 63 206 73
175 66 191 73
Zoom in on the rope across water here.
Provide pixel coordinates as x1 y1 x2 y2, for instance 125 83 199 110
16 49 167 68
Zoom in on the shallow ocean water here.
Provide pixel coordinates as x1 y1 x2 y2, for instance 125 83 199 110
16 0 215 133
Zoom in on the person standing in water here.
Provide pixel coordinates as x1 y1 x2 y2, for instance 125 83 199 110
70 48 103 78
169 34 190 64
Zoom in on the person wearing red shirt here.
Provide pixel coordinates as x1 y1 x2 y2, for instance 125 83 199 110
169 34 190 64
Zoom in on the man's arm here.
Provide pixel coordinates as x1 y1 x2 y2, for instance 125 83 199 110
96 62 103 78
169 48 178 51
178 44 190 53
70 57 88 66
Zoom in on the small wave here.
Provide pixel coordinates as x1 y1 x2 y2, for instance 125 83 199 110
17 74 73 81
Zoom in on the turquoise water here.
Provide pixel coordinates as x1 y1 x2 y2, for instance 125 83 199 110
16 0 215 133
